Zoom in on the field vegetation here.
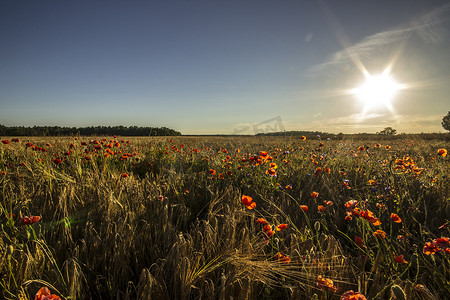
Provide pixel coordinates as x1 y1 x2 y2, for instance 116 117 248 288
0 135 448 299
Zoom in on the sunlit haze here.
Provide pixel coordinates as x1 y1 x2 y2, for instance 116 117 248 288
352 69 403 113
1 0 449 134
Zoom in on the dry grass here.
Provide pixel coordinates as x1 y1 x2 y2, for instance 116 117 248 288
0 136 448 299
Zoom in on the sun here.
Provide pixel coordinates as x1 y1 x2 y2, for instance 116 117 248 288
352 69 402 109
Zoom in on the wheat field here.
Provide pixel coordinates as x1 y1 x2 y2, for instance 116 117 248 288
0 136 448 299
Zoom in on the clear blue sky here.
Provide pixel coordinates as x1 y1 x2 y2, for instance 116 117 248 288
1 0 449 134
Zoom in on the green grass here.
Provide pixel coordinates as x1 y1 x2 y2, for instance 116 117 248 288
0 136 448 299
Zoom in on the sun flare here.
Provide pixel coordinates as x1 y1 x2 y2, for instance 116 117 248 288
352 70 402 109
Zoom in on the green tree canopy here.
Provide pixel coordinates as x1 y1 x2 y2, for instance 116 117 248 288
442 111 450 132
0 125 181 136
377 127 397 135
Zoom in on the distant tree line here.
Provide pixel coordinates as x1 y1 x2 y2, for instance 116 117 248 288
256 129 449 141
0 125 181 136
256 130 345 140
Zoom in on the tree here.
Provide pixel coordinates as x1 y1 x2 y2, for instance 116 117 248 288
442 111 450 132
377 127 397 135
0 125 181 136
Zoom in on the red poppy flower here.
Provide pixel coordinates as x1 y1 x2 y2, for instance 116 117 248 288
122 173 129 178
390 213 402 223
351 207 362 217
262 224 271 231
260 151 268 158
394 254 408 264
256 218 268 225
242 195 256 210
285 184 292 190
35 286 61 300
53 158 62 164
368 217 381 226
434 237 450 249
246 202 256 210
423 242 439 255
361 210 382 225
437 148 447 157
345 200 358 209
318 205 326 212
274 252 291 263
373 230 386 239
2 140 10 145
314 167 322 175
20 216 41 225
242 195 252 205
265 230 274 238
276 224 287 231
263 224 274 238
311 191 319 199
317 275 340 293
340 290 367 300
300 205 308 212
354 235 366 248
266 168 276 176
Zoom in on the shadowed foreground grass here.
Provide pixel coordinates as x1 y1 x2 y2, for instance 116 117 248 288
0 136 448 299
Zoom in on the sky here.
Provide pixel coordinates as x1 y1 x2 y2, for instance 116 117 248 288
1 0 449 135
